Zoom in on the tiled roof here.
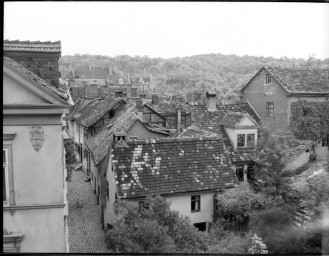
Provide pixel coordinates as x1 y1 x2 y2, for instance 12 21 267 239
177 127 219 138
3 57 69 102
266 66 329 93
220 112 254 128
75 96 125 127
3 40 61 53
256 134 314 166
242 65 329 94
85 102 138 165
151 100 190 114
186 103 261 163
113 137 238 199
187 102 262 134
68 97 99 119
278 135 314 163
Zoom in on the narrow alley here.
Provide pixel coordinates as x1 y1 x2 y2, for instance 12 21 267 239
67 166 111 253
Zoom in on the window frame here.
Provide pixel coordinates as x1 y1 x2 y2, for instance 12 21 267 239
266 102 274 117
322 137 328 147
191 195 201 212
3 134 15 207
237 134 245 148
266 74 272 84
246 134 255 148
3 149 9 205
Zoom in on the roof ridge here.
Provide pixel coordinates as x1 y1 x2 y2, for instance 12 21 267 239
125 136 223 145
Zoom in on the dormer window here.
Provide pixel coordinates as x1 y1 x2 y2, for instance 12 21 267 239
266 74 272 84
113 132 127 147
237 134 245 148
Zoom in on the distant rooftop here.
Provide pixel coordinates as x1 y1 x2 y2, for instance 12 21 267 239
3 39 61 53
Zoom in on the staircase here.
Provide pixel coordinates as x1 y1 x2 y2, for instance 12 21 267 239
293 206 312 229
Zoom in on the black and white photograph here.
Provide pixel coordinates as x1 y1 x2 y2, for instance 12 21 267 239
3 1 329 254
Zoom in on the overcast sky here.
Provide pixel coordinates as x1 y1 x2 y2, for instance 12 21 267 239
4 2 329 60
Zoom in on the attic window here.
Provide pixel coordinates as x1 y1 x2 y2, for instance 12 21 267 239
237 134 245 148
266 74 272 84
108 110 115 119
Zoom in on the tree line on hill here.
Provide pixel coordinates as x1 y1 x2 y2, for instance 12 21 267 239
59 53 329 102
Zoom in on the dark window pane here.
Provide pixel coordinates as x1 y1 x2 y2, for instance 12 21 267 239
237 134 245 148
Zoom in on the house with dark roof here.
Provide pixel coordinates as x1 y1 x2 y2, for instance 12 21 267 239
83 101 170 228
240 65 329 160
3 55 70 252
103 136 238 232
186 92 263 183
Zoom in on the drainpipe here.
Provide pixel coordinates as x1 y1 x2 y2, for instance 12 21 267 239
177 109 181 134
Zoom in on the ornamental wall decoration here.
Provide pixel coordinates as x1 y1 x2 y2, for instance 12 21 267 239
29 126 45 152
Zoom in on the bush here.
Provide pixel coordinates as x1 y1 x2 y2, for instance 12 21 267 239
106 195 208 253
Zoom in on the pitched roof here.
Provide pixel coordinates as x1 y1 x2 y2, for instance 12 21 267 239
74 96 125 127
151 100 190 114
68 97 99 119
113 137 238 199
186 103 261 163
3 40 61 53
241 65 329 94
3 57 69 102
177 127 219 139
256 134 314 166
85 102 138 165
187 102 262 134
220 112 258 128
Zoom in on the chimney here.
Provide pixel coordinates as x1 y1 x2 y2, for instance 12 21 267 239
177 109 181 134
115 91 123 97
151 93 159 111
136 100 144 121
131 87 137 97
205 91 217 111
112 132 127 147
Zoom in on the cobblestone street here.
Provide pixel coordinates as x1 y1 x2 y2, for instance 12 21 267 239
68 167 111 253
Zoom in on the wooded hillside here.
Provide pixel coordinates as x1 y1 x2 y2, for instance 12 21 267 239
59 53 329 102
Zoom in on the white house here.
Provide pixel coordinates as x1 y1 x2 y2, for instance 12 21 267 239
104 136 238 232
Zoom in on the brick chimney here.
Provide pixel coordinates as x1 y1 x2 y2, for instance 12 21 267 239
136 99 144 121
112 132 127 147
205 91 217 111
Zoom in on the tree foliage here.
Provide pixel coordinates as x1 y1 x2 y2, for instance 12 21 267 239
289 100 329 141
248 234 268 254
106 195 208 253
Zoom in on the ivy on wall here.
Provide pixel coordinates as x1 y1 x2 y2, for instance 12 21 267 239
289 100 329 141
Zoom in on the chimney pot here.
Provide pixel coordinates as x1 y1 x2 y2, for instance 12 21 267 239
205 91 217 111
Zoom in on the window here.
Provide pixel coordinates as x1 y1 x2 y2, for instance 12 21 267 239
3 149 9 204
138 201 150 210
266 74 272 84
266 102 274 117
191 195 201 212
322 137 328 147
237 134 245 148
236 165 244 182
247 134 255 148
3 134 15 206
194 222 207 232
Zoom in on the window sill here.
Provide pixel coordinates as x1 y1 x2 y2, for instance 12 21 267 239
191 210 201 213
